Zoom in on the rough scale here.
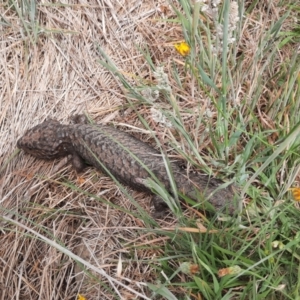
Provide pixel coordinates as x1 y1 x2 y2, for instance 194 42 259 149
17 115 239 217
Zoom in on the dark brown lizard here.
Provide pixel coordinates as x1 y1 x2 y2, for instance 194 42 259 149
17 115 240 217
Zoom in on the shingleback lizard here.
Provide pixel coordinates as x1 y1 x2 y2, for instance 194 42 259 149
17 115 240 217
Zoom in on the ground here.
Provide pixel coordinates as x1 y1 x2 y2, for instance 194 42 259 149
1 1 300 299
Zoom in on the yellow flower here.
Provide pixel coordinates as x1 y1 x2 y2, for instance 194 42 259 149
289 187 300 201
174 42 190 56
78 294 87 300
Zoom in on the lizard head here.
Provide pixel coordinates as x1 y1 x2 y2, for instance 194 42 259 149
17 119 72 160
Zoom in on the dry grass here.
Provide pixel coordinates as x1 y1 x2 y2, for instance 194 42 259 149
1 0 300 299
1 1 191 299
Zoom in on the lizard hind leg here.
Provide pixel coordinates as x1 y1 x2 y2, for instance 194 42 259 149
151 195 170 219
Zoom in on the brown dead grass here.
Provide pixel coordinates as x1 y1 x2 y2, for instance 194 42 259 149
0 0 296 299
1 1 188 299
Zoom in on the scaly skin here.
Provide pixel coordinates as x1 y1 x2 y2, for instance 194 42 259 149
17 116 240 216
